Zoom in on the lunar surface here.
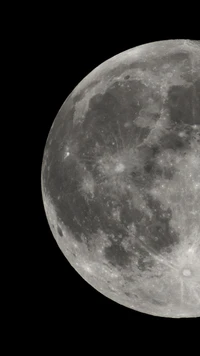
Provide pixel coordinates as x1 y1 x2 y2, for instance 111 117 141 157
41 40 200 318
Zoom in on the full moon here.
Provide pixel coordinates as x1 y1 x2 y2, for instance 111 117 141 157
41 40 200 318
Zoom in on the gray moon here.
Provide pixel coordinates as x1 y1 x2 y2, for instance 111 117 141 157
41 39 200 318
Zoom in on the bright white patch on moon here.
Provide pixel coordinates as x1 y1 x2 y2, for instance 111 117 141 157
182 269 192 277
114 162 125 173
64 151 70 158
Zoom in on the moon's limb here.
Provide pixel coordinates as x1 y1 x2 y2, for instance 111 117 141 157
41 39 200 318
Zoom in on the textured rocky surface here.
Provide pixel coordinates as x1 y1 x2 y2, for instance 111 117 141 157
41 40 200 318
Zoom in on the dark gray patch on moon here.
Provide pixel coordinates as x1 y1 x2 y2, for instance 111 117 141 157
41 40 200 318
104 243 132 268
167 84 200 124
57 226 63 237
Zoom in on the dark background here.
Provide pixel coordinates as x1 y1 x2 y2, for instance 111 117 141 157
27 7 200 349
